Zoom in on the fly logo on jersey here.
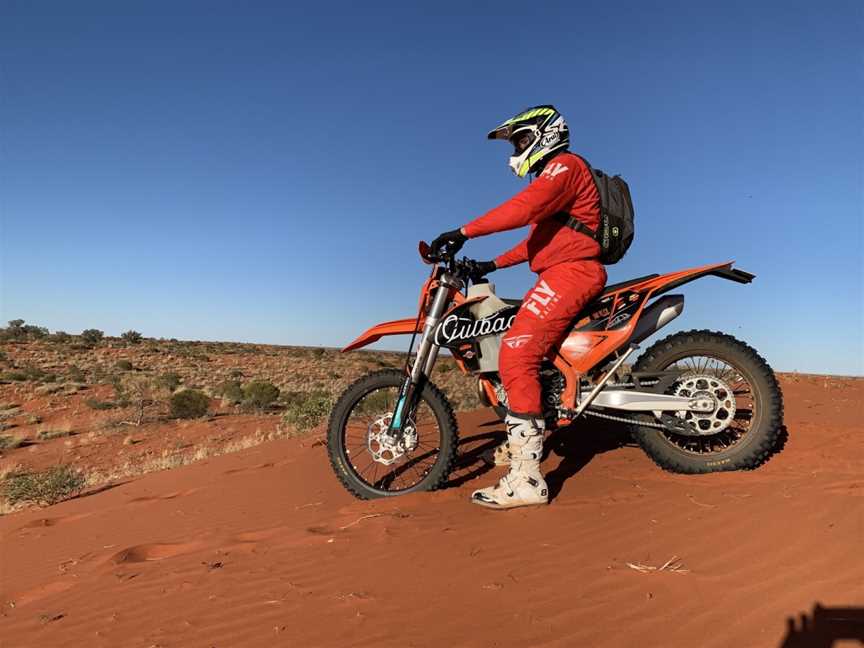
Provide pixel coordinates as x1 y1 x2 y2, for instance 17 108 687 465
541 162 569 179
523 280 560 319
503 334 533 349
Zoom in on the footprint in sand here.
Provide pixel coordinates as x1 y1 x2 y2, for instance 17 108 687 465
823 480 864 497
126 488 201 505
111 541 206 564
17 512 93 532
223 462 275 476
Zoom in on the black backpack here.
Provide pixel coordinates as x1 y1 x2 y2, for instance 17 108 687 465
554 154 634 265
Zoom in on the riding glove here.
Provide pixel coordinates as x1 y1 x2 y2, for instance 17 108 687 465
429 229 467 257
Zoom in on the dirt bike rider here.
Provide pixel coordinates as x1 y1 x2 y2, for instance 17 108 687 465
429 105 607 510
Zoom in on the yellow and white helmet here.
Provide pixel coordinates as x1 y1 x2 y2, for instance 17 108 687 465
487 105 569 178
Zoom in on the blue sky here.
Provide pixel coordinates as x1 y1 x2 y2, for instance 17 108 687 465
1 1 861 375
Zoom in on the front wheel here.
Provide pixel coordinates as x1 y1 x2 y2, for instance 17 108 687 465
629 330 784 473
327 369 459 499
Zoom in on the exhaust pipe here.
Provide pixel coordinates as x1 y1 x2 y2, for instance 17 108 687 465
628 295 684 346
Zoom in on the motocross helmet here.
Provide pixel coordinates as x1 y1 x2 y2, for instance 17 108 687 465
487 105 569 178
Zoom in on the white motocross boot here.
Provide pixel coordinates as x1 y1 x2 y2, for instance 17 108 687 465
471 414 548 510
490 439 512 466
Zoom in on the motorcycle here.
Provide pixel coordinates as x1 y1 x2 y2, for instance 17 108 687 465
327 242 784 500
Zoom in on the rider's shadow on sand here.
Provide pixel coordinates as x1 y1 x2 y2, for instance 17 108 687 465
446 414 633 500
544 417 633 501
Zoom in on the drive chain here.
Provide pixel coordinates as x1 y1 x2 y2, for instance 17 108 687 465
582 408 667 429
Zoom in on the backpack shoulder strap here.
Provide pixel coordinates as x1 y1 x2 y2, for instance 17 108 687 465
552 151 601 240
553 212 598 239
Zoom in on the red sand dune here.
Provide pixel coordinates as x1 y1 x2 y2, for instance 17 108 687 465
1 378 862 647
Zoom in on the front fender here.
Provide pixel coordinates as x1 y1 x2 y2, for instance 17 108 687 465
342 317 424 352
341 296 488 353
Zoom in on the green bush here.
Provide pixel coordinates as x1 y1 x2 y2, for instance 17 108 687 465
115 359 134 371
1 465 85 506
243 380 280 411
170 389 210 419
80 329 104 345
283 390 333 432
216 379 244 404
121 330 143 344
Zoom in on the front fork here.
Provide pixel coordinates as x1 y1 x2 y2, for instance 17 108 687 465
389 273 462 435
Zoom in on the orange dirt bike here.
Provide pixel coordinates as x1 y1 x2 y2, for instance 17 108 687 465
327 242 784 500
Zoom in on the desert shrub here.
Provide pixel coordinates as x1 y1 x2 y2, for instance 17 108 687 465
1 320 48 341
115 359 134 371
229 368 244 378
28 325 49 339
436 361 456 373
312 348 326 358
116 374 170 425
80 329 104 345
215 379 244 404
1 465 85 506
170 389 209 419
0 351 7 364
0 435 24 450
37 429 73 441
243 380 280 411
283 390 333 432
51 331 72 343
156 372 181 392
121 330 143 345
1 365 52 383
67 365 86 382
84 398 118 410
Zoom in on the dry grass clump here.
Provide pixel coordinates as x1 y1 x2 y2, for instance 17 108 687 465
625 556 690 574
1 465 85 506
0 435 24 450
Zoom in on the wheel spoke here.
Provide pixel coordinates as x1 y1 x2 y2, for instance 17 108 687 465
339 383 444 494
657 352 757 456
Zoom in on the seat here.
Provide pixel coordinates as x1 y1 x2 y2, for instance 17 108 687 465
500 273 658 309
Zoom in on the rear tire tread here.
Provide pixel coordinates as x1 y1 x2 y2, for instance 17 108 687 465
630 329 784 474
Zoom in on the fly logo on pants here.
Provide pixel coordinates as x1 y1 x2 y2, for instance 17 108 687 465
523 280 559 319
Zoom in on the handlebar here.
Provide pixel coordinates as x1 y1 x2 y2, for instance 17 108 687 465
418 241 488 285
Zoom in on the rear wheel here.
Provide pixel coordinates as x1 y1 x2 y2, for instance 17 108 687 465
327 369 458 499
629 330 783 473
